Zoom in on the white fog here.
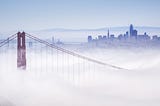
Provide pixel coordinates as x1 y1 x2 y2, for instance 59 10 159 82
0 44 160 106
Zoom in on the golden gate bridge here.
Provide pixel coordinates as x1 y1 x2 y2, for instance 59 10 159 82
0 32 129 83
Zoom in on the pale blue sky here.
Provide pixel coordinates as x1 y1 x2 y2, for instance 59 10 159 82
0 0 160 31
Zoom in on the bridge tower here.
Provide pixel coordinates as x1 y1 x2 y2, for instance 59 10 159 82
17 32 26 70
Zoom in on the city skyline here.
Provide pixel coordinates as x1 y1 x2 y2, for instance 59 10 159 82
87 24 160 48
0 0 160 32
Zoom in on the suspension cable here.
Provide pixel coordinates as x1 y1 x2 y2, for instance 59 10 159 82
25 33 129 70
0 34 17 48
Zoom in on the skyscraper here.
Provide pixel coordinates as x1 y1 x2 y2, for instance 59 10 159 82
130 24 133 36
129 24 138 39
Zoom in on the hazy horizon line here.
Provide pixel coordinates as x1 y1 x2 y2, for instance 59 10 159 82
1 25 160 34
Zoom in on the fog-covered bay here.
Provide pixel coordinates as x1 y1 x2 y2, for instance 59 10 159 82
0 46 160 106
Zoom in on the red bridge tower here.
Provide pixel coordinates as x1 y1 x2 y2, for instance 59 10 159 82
17 32 26 70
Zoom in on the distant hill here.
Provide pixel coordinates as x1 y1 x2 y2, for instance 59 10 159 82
1 26 160 42
32 26 160 42
41 26 160 33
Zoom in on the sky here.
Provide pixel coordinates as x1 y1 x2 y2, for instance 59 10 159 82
0 0 160 32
